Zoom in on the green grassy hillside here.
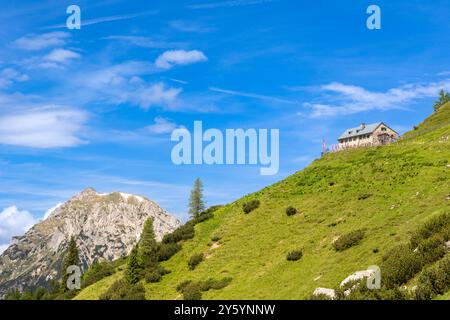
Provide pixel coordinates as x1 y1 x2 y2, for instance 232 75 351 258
76 103 450 300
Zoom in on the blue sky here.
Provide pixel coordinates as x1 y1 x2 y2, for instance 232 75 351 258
0 0 449 251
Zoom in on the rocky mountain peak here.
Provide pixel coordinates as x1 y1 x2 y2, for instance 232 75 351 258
0 189 181 297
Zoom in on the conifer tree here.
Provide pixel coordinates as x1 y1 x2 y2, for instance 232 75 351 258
125 246 142 284
61 236 79 292
138 218 158 268
433 89 450 111
189 178 205 218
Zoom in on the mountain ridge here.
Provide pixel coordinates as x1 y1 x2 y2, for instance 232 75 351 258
0 188 181 297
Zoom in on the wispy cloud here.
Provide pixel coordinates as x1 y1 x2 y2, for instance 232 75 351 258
0 68 29 88
102 35 186 49
304 79 450 118
169 78 189 85
209 86 300 104
145 117 184 134
75 61 183 109
43 48 80 63
0 106 88 148
37 48 81 69
189 0 272 9
131 83 182 109
42 11 158 29
155 50 208 70
12 32 69 51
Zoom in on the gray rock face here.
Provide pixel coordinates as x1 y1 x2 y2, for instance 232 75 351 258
0 188 181 296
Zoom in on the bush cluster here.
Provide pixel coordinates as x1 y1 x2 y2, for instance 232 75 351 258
162 223 195 244
99 279 146 300
188 253 204 270
243 200 260 214
211 235 221 242
81 261 115 288
157 242 182 262
145 265 170 283
286 250 303 261
382 213 449 289
176 278 232 300
333 230 365 251
285 206 297 216
415 255 450 300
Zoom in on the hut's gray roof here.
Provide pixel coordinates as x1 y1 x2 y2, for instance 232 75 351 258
338 122 382 140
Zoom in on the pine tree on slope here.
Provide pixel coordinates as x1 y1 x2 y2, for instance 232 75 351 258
189 178 205 219
138 218 158 268
61 236 79 292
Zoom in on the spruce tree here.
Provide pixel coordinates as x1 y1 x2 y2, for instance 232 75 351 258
125 246 142 284
434 89 450 111
138 218 158 268
188 178 205 218
61 236 79 292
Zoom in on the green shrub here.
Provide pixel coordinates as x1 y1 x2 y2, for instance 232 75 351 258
209 277 232 290
194 212 213 224
410 213 450 248
211 235 221 242
188 253 204 270
333 230 365 251
285 206 297 216
381 244 422 288
243 200 260 214
99 279 146 300
357 193 373 200
144 265 170 283
162 223 195 244
176 280 193 292
176 278 232 300
183 285 202 300
286 250 303 261
157 242 182 261
415 234 446 265
198 277 232 291
145 271 162 283
81 261 114 288
415 255 450 300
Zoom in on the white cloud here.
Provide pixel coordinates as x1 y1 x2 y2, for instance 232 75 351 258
189 0 272 9
0 68 29 88
12 32 69 51
132 83 182 109
0 106 88 148
43 48 81 63
0 206 37 254
155 50 207 69
145 117 183 134
305 79 450 118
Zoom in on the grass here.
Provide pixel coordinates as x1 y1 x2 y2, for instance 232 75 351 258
76 104 450 300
